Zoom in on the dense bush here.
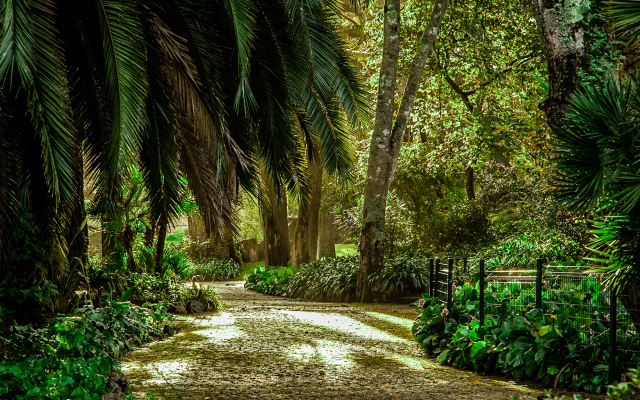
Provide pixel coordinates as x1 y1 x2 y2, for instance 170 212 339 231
412 278 639 394
246 255 431 302
191 258 240 281
85 258 222 310
368 256 430 297
607 366 640 399
0 297 173 399
471 227 586 271
245 265 300 297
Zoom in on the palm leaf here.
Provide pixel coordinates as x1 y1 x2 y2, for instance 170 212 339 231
92 0 148 217
608 0 640 44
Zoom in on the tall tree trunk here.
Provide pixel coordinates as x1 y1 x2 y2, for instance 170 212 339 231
155 216 168 274
317 208 336 259
65 162 88 272
144 219 156 247
292 156 323 265
262 174 290 267
530 0 594 132
101 221 113 258
358 0 449 302
465 166 475 200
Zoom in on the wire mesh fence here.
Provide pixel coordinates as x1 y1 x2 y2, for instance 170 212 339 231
617 285 640 372
428 257 640 383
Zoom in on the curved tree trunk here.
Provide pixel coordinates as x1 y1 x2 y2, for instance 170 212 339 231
292 156 322 265
358 0 448 302
262 174 290 267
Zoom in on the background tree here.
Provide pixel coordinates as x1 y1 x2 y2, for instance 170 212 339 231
357 0 448 301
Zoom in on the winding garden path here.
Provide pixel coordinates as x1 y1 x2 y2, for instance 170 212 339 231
122 282 544 399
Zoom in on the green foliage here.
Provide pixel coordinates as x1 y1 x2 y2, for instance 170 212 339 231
473 228 586 271
607 366 640 399
368 256 430 296
246 255 431 302
179 281 223 312
555 72 640 287
413 279 640 394
191 258 240 281
85 255 221 308
286 257 358 302
0 299 173 399
245 265 300 297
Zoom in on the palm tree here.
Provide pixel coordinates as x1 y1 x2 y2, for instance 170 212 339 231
0 0 367 289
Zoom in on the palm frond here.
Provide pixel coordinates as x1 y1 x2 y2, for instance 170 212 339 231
92 0 148 217
177 114 238 240
608 0 640 44
221 0 257 112
140 11 185 226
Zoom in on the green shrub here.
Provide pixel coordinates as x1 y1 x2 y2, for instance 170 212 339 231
0 298 173 399
369 256 430 296
413 278 639 394
179 281 223 311
607 367 640 399
191 258 240 281
286 257 357 301
472 228 586 271
245 265 300 296
246 255 431 302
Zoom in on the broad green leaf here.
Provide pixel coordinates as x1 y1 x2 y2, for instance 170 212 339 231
470 341 487 358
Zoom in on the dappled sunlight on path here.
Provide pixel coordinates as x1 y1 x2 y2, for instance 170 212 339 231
122 282 542 399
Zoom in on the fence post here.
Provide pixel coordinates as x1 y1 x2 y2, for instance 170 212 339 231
479 259 485 329
536 258 543 310
434 258 440 301
609 290 617 384
447 258 454 313
429 259 435 298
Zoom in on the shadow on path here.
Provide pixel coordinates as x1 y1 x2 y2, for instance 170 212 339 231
122 281 543 400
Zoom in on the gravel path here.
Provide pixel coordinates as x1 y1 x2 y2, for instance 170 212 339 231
122 281 545 399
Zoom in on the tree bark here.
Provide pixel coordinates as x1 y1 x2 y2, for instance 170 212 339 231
357 0 448 302
144 219 156 247
101 221 113 258
155 216 168 274
262 174 290 267
530 0 592 132
292 156 323 265
317 208 336 259
465 166 475 200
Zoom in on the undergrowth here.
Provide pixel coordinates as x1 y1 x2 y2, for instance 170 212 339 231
0 295 174 399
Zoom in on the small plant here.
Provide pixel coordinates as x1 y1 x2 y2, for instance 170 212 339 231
607 367 640 399
191 258 240 281
178 280 223 311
